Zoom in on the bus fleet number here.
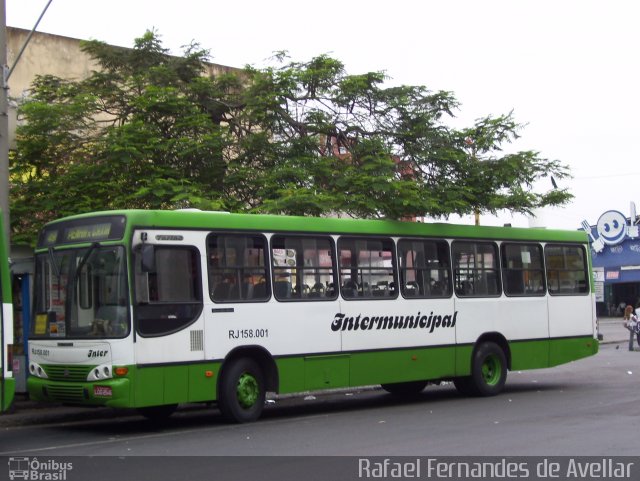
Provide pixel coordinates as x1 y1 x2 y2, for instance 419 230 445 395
228 329 269 340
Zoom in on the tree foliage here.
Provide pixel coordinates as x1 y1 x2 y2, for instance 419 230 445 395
10 30 571 245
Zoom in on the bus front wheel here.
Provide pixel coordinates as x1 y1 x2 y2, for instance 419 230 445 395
454 342 507 397
218 358 265 423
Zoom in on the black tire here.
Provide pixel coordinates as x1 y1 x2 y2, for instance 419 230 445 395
453 376 476 396
218 358 265 423
455 342 507 397
138 404 178 422
381 381 428 396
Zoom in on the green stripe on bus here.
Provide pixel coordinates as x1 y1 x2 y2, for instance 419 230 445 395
40 209 589 247
1 378 15 411
28 335 598 409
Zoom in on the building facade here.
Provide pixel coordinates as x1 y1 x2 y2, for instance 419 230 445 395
583 205 640 317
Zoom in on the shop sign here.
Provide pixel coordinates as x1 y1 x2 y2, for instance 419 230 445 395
605 270 620 280
582 203 640 253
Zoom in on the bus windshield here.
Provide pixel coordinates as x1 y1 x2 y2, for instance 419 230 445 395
32 245 129 339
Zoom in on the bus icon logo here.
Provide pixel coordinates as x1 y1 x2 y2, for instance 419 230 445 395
8 457 29 480
7 457 72 479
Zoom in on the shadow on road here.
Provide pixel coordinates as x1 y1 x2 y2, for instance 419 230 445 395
38 380 561 436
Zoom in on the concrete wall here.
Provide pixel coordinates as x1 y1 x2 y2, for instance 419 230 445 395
7 27 102 98
5 27 240 147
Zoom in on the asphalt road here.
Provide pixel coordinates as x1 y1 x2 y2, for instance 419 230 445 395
1 342 638 458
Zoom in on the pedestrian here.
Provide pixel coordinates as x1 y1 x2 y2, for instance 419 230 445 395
618 301 627 316
623 305 640 348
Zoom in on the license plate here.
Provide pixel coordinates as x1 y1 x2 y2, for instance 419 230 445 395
94 385 113 397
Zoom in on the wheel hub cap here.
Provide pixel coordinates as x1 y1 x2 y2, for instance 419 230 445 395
482 355 501 385
237 373 259 409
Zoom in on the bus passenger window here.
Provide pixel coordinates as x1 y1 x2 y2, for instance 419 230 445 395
452 241 501 297
501 243 545 296
208 234 269 302
270 235 337 301
544 244 589 295
338 237 397 300
398 239 451 298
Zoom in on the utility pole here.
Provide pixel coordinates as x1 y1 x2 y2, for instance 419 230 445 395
0 0 9 245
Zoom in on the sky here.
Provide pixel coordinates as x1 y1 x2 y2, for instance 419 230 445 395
6 0 640 230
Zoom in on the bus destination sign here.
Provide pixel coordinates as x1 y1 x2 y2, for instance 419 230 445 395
65 223 113 242
38 216 126 247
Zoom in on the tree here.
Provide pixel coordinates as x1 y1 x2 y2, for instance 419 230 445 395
10 31 571 245
454 112 571 225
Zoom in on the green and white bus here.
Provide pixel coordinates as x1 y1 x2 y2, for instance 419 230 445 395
1 211 15 412
27 210 598 422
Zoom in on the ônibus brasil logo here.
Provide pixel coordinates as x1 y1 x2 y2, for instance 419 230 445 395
8 457 73 481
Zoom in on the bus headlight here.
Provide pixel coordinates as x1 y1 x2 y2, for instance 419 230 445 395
87 363 113 381
29 362 49 379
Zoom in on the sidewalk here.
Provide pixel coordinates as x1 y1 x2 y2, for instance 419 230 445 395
1 318 636 428
598 316 638 346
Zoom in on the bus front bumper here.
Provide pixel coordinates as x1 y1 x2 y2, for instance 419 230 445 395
28 376 131 408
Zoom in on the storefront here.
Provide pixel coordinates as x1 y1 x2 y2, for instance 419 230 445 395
10 246 34 394
584 207 640 317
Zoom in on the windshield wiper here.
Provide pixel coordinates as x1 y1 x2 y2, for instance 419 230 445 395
76 242 100 275
48 246 61 278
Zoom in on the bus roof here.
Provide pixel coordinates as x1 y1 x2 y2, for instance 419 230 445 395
37 209 589 246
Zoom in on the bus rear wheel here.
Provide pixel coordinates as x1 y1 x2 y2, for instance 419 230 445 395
218 358 265 423
454 341 507 397
381 381 428 396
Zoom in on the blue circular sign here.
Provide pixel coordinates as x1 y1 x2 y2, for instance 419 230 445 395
596 210 627 245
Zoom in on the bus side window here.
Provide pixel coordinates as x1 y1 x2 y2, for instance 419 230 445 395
501 243 545 296
398 239 451 299
208 234 270 303
544 244 589 295
452 241 501 297
338 237 397 300
270 235 337 301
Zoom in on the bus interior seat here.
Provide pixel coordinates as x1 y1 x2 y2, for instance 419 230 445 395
485 272 499 295
431 280 445 296
230 282 254 300
309 282 325 298
341 279 358 298
212 282 232 301
252 281 267 299
227 284 241 300
404 281 419 297
274 280 292 299
505 270 524 295
459 280 473 296
293 283 310 298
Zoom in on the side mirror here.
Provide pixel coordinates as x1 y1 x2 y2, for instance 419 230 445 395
141 244 156 272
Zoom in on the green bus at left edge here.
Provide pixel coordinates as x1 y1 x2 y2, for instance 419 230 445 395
0 210 15 412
